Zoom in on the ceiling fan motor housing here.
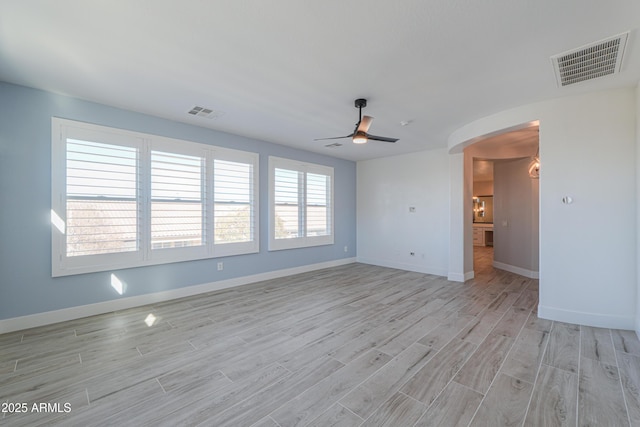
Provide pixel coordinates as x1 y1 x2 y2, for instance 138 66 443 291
313 98 398 143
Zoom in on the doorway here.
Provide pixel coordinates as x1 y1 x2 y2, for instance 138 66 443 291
465 125 540 279
472 159 495 273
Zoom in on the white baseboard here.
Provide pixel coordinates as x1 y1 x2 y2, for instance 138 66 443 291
492 261 539 279
538 304 635 330
447 271 474 282
356 257 448 278
0 258 356 334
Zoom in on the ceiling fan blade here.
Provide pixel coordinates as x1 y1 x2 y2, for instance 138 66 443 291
313 133 354 141
366 134 399 143
315 100 394 144
356 116 373 133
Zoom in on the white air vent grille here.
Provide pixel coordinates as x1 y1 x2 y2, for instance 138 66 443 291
187 106 224 119
551 32 628 87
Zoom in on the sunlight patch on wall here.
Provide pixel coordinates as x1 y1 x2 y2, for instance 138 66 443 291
110 274 126 295
51 209 65 234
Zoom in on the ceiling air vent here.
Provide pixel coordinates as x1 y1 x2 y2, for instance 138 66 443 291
551 32 628 87
324 142 343 148
187 106 224 119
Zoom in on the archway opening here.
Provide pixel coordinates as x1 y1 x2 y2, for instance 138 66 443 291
464 124 539 280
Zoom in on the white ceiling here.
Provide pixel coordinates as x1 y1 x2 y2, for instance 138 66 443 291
472 125 539 181
1 1 638 161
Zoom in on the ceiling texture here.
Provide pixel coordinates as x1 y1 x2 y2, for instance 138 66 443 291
1 1 639 161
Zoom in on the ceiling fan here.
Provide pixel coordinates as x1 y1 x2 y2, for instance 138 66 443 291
315 99 399 144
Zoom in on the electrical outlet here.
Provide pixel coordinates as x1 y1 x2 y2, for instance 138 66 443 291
217 262 223 271
344 246 348 253
409 206 416 213
410 252 415 256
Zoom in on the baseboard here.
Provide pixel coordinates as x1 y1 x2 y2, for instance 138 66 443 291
356 255 469 282
492 261 539 279
0 257 357 334
538 304 635 330
447 271 474 282
356 256 448 278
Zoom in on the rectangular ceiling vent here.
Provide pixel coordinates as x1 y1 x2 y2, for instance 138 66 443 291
551 32 628 87
324 142 343 148
187 106 224 119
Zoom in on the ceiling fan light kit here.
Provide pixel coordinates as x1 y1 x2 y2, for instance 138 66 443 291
353 131 368 144
314 98 399 145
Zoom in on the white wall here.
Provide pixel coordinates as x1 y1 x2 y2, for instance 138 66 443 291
448 153 472 281
449 87 637 329
637 82 640 337
357 88 636 330
357 148 450 276
539 89 636 329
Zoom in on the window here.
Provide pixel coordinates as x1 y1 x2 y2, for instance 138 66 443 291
269 156 333 250
214 159 255 244
151 150 204 250
66 139 139 257
52 118 258 277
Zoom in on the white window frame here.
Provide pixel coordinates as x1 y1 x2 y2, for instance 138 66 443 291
51 118 259 277
210 147 259 258
268 156 334 251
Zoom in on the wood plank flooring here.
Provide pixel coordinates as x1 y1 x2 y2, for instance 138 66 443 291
1 246 639 426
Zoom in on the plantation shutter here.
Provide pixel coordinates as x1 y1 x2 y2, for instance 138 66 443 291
65 139 139 257
214 159 254 243
306 172 331 237
269 157 334 251
150 150 204 249
274 168 302 239
53 118 260 276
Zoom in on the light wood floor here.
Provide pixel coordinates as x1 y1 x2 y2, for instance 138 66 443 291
2 247 640 426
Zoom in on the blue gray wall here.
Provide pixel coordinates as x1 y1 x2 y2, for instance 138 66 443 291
0 82 357 320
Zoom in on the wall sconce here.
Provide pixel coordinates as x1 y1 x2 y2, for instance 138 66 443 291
473 197 486 217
